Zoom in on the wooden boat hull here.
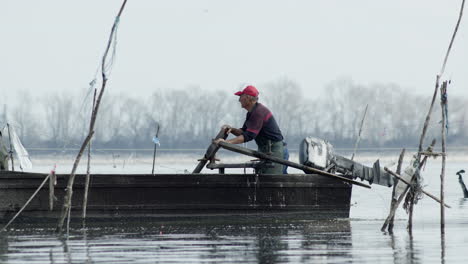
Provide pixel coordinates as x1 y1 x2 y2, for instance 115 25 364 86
0 171 352 221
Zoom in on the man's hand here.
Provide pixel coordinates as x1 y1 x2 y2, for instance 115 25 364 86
221 124 232 134
213 138 226 145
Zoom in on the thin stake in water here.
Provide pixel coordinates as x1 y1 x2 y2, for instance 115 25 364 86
152 123 161 175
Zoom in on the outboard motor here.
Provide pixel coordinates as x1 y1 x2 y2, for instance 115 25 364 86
299 137 334 170
299 136 394 187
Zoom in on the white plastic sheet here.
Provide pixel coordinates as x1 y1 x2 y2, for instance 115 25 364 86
1 126 33 170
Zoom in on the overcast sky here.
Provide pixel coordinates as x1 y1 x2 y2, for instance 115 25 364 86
1 0 467 103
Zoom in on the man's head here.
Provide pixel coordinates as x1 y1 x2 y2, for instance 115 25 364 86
234 85 259 97
235 85 258 111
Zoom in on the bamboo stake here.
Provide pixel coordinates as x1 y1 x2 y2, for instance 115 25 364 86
409 0 465 232
409 73 440 232
57 0 129 233
6 123 14 171
408 185 415 232
440 81 448 233
151 123 160 175
380 139 436 232
82 89 97 220
387 148 405 233
415 0 464 166
418 76 440 157
49 169 56 211
410 0 465 232
351 104 368 161
436 0 465 236
439 0 465 77
82 141 92 219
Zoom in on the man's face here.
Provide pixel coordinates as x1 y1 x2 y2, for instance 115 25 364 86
238 94 249 109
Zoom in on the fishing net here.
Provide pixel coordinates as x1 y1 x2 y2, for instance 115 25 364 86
403 158 424 213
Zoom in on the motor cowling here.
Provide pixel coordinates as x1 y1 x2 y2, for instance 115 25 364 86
299 137 334 170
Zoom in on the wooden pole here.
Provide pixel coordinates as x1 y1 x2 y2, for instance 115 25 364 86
82 89 96 220
151 124 160 175
409 0 465 233
440 81 448 233
192 129 228 173
381 139 436 232
57 0 129 233
418 76 440 157
435 0 464 234
387 148 405 232
351 104 368 161
6 123 14 171
218 141 371 189
409 74 440 232
49 169 56 211
438 0 465 77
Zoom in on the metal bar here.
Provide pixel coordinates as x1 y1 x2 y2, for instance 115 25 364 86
218 141 371 189
207 162 258 169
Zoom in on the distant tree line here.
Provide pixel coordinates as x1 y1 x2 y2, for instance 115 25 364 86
2 78 467 150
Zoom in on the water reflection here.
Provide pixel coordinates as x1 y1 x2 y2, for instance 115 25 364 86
441 232 446 264
2 213 467 263
405 234 419 264
0 234 8 263
3 218 353 264
458 198 468 207
382 232 419 264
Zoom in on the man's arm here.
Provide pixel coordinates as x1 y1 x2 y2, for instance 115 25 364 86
229 127 243 136
213 134 245 145
226 135 244 144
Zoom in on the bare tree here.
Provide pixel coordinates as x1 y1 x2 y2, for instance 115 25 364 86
263 77 304 139
94 92 125 145
7 79 468 149
42 92 79 147
12 90 41 146
120 96 150 148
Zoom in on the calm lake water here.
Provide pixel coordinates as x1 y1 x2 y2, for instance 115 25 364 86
1 152 467 263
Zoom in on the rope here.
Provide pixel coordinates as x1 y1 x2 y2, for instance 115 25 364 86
103 17 120 76
1 173 51 231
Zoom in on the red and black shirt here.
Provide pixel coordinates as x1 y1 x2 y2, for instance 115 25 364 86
241 103 284 143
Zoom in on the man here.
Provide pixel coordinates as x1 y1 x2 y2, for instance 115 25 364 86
0 131 9 171
214 85 284 174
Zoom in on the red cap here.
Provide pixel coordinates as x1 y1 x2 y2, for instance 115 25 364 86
234 85 259 97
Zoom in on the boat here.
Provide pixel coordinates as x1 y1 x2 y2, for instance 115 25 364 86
0 135 393 222
0 171 353 221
